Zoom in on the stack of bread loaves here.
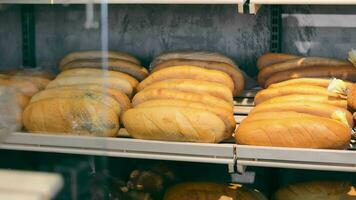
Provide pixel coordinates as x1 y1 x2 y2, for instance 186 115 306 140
123 51 244 143
235 53 356 149
0 68 53 130
23 51 148 137
163 182 267 200
274 181 356 200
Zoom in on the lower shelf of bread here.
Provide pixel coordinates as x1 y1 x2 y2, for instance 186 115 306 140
1 132 356 172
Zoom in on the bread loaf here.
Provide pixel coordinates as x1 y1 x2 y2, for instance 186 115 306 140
151 51 237 69
46 76 133 97
57 68 139 88
152 59 244 96
256 53 300 70
0 77 39 97
30 89 121 114
4 67 55 79
132 88 233 113
138 66 234 92
59 50 141 67
264 65 356 87
136 99 235 134
269 78 353 89
163 182 267 200
122 106 226 143
250 101 353 127
60 59 148 81
140 79 233 103
259 95 347 108
274 181 356 200
258 57 350 86
254 85 338 105
242 111 318 123
347 84 356 110
23 97 119 137
236 114 351 149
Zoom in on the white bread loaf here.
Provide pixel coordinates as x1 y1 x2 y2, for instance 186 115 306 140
122 106 226 143
138 66 234 93
259 94 347 109
23 97 119 137
257 53 300 70
274 181 356 200
250 101 353 127
46 76 133 97
141 79 233 103
57 68 139 88
152 59 244 96
132 88 233 113
236 113 351 149
254 85 339 105
59 50 141 67
136 99 235 135
60 59 148 81
30 89 121 114
164 182 267 200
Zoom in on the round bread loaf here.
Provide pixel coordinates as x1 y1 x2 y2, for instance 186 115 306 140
163 182 267 200
46 76 133 97
250 101 353 127
122 106 226 143
138 66 234 92
132 88 233 113
152 59 244 96
236 113 351 149
274 181 356 200
57 68 139 88
30 89 121 114
23 97 119 137
256 53 300 70
60 59 148 81
59 50 141 67
136 99 235 135
258 57 350 86
140 79 233 103
254 85 339 105
259 95 347 109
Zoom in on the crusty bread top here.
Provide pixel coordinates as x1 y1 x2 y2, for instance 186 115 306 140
256 53 300 70
269 78 353 89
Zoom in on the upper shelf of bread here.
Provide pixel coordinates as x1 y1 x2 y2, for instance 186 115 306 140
1 0 356 4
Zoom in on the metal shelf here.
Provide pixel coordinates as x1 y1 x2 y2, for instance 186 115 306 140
1 132 356 172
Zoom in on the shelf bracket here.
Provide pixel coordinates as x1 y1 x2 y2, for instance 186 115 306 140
21 5 36 67
270 5 282 53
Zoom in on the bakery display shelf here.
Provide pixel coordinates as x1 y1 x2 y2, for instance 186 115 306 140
0 0 245 4
1 132 356 172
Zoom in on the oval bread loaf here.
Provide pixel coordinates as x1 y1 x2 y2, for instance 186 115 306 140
254 85 339 105
163 182 267 200
46 76 133 97
274 181 356 200
152 59 244 95
256 53 300 70
132 88 233 113
59 50 141 67
138 66 234 92
0 77 39 97
141 79 233 103
60 59 148 81
23 98 119 137
136 99 235 135
57 68 139 88
122 106 226 143
250 101 353 127
236 114 351 149
269 78 353 89
347 84 356 110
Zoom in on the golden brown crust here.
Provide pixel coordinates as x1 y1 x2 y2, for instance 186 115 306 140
0 77 39 97
60 59 148 81
347 84 356 110
23 97 119 137
236 114 351 149
152 59 244 96
59 50 141 67
269 78 353 89
138 66 234 92
256 53 300 70
122 106 226 143
264 65 356 88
